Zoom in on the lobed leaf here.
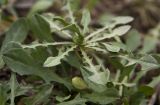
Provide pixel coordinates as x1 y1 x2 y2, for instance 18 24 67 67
87 25 131 43
81 50 110 85
44 46 76 67
3 42 71 89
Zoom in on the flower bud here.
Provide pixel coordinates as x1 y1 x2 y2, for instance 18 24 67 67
72 76 88 90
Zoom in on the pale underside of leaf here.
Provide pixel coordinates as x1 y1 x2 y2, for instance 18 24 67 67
85 17 132 41
112 25 131 36
113 16 134 25
87 25 131 43
85 23 115 41
44 46 76 67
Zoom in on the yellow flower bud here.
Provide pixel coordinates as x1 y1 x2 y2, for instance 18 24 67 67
72 76 88 90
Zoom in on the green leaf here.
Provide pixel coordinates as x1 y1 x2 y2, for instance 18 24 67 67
0 53 4 69
81 9 91 34
43 14 72 38
67 0 80 12
81 50 110 85
24 85 53 105
29 0 54 15
88 69 110 85
53 17 69 26
1 18 29 51
65 0 77 24
61 24 81 36
126 30 141 51
140 36 157 54
44 46 76 67
138 86 154 96
109 42 127 51
9 74 31 105
148 75 160 87
82 92 118 104
56 95 71 102
103 43 120 52
28 14 53 42
80 67 107 92
140 55 160 70
57 94 86 105
119 55 160 70
64 52 82 69
130 85 154 105
130 92 145 105
119 64 136 81
0 74 31 105
0 84 8 105
3 42 71 89
0 18 29 69
57 99 86 105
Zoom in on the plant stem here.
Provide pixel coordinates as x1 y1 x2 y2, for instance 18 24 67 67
10 73 16 105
